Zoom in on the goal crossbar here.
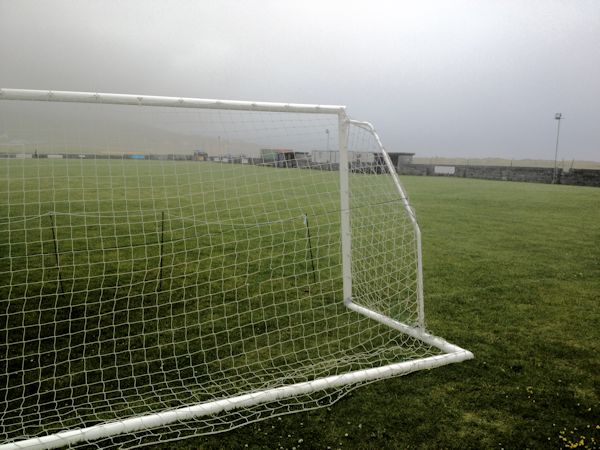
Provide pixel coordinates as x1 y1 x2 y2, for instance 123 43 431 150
0 88 345 115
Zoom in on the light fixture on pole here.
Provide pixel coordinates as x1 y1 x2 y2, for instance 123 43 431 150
552 113 563 184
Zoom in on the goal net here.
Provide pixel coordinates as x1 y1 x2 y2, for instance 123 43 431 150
0 89 472 449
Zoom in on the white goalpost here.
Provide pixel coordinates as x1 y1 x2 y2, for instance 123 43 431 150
0 88 473 449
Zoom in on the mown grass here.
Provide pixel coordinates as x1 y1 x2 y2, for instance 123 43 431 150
191 176 600 449
1 158 426 445
2 161 599 449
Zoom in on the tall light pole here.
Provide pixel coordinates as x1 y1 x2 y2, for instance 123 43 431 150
325 129 330 151
552 113 563 184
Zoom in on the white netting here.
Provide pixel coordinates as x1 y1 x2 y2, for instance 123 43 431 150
0 95 445 449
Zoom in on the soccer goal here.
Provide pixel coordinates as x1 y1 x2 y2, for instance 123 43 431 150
0 88 473 449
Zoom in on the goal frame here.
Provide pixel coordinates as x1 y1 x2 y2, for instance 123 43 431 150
0 88 473 450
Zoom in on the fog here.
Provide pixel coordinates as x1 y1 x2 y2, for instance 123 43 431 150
1 0 599 161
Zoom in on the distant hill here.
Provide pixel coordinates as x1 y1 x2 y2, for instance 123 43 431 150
0 101 263 157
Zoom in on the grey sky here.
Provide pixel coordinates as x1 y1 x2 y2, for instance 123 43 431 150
1 0 599 161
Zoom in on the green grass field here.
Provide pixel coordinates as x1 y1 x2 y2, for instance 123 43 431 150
194 176 600 449
1 158 429 446
1 160 599 449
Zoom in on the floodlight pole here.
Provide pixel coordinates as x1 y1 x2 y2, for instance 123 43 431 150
552 113 563 184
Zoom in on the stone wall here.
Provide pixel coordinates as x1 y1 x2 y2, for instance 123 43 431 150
398 163 600 187
561 168 600 187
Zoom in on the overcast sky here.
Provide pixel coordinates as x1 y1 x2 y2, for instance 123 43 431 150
1 0 599 161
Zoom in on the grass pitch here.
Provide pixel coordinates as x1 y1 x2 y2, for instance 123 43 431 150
1 159 599 448
1 158 428 446
198 176 600 449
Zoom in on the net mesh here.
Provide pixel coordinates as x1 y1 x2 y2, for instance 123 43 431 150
0 98 440 448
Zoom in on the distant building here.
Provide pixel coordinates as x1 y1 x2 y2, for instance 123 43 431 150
260 148 308 167
311 151 414 166
387 152 415 167
193 150 208 161
311 150 375 164
261 148 292 162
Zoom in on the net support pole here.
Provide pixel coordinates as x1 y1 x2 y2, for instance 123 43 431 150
48 212 65 295
303 213 317 284
338 112 352 303
158 211 165 292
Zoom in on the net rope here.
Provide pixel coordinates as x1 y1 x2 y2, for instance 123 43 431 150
0 98 441 448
